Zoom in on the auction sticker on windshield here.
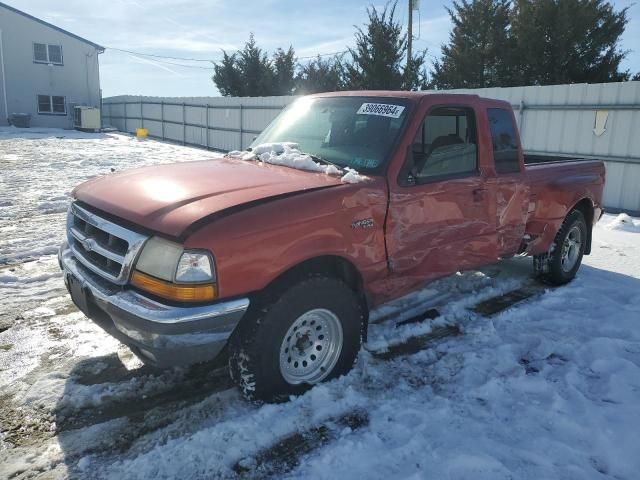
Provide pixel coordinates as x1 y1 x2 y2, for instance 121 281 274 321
357 103 405 118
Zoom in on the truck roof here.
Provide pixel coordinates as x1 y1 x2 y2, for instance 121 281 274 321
311 90 482 100
309 90 511 109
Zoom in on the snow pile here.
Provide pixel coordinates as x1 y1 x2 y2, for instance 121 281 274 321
604 213 640 233
228 143 368 184
341 167 369 184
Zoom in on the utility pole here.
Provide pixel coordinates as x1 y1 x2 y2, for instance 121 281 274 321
407 0 413 87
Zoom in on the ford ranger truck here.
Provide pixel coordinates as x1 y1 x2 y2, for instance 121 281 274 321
58 92 605 402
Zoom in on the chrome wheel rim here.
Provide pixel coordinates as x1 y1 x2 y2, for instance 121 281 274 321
279 308 343 385
561 225 582 272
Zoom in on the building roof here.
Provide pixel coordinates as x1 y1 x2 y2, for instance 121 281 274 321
0 1 105 51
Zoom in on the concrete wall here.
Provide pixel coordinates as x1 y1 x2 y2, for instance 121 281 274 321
0 5 101 128
103 81 640 213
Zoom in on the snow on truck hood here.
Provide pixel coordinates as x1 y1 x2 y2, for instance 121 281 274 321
72 155 344 238
228 143 368 184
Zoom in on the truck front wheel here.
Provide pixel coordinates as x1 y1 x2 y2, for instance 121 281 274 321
534 209 587 285
228 276 364 402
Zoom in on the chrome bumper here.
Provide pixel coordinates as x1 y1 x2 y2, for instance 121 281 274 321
58 242 249 367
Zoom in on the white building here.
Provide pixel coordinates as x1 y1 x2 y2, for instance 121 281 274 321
0 2 103 128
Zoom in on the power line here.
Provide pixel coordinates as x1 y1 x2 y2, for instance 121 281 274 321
106 47 215 62
107 45 351 64
128 55 215 70
297 50 349 60
105 44 438 69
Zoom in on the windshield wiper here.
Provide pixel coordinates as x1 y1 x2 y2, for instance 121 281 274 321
306 153 343 172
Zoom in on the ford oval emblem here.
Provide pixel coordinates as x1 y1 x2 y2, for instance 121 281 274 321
81 238 96 252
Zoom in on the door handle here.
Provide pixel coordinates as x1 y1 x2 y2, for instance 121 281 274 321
473 188 487 201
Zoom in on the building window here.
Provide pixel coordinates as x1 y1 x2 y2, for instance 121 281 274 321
37 95 67 115
33 43 63 65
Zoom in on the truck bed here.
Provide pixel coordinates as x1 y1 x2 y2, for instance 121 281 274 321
524 153 588 165
521 155 605 255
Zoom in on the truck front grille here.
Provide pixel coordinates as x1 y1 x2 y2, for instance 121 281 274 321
67 203 148 285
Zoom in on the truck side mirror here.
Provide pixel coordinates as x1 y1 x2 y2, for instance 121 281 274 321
399 144 422 186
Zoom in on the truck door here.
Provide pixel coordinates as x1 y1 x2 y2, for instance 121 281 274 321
386 105 498 286
483 107 530 256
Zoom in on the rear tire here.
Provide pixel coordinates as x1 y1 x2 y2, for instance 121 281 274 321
228 276 364 403
534 209 587 285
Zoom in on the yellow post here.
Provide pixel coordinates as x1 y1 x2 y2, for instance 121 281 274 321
136 128 148 138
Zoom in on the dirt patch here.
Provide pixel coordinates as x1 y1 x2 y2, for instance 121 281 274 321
233 410 369 478
0 393 57 449
372 325 461 361
472 284 548 316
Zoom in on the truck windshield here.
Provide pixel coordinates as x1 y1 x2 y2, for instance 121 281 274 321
251 96 411 174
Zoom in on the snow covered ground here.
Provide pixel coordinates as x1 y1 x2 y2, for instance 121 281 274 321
1 128 639 479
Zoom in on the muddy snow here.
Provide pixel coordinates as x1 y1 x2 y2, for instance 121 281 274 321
1 128 639 479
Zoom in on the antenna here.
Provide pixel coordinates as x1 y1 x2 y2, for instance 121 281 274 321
407 0 419 85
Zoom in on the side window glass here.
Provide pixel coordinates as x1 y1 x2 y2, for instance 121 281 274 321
407 106 478 183
37 95 51 113
488 108 520 174
33 43 47 62
48 45 63 65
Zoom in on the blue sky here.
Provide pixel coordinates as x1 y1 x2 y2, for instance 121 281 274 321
6 0 640 98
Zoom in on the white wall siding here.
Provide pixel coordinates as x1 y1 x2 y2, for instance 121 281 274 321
0 5 102 128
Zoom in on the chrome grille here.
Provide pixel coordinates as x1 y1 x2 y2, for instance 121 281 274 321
67 203 148 284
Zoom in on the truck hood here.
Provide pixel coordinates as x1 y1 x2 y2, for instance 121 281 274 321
73 157 344 238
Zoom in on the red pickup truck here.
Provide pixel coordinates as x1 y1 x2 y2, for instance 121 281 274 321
59 92 605 402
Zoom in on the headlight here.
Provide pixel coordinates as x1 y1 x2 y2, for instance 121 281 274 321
135 237 183 281
131 236 217 302
175 252 215 282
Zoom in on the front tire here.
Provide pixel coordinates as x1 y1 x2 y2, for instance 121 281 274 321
228 276 364 403
534 209 587 285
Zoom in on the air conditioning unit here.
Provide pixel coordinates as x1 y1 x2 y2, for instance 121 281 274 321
74 106 101 131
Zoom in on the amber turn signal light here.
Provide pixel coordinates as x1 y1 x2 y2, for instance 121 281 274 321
131 271 217 302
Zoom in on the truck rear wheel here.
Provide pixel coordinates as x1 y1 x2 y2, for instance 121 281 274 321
228 276 364 403
534 209 587 285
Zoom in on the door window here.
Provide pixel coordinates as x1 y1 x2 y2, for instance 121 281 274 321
405 106 478 184
488 108 520 174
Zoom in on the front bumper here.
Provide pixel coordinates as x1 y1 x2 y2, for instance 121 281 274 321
58 242 249 367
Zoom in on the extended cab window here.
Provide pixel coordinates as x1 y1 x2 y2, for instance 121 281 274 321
405 106 478 184
488 108 520 174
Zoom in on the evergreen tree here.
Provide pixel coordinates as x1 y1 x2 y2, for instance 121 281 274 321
272 47 297 95
235 34 274 96
430 0 514 89
511 0 630 85
295 55 346 94
344 2 429 90
212 34 296 96
212 51 243 96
